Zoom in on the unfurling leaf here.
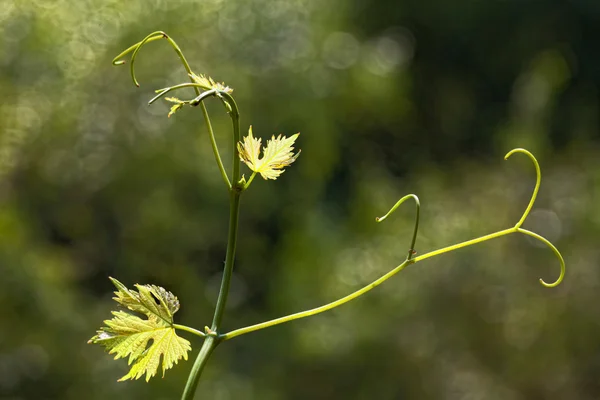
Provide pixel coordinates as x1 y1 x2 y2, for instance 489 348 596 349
189 72 233 94
238 126 300 180
88 277 191 382
165 97 186 118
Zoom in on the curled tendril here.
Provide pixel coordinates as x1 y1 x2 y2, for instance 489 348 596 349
377 149 564 288
129 31 169 87
376 194 420 261
112 31 168 87
504 148 564 287
111 30 200 96
504 148 541 228
517 228 565 288
111 33 164 66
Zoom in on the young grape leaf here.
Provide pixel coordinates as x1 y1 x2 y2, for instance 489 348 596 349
189 72 233 94
238 126 300 180
165 97 186 118
88 277 191 382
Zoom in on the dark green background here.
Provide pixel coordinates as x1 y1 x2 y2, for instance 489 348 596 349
1 0 598 398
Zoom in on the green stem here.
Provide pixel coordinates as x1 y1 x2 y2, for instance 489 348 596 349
222 227 516 341
200 100 231 189
412 227 516 263
180 175 241 400
181 337 218 399
222 219 565 341
211 192 241 329
221 259 412 341
210 90 242 331
181 89 242 400
174 324 206 338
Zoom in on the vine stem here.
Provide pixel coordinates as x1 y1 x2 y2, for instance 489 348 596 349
211 192 241 329
221 227 516 340
221 222 566 341
412 227 515 262
181 90 242 400
222 259 411 341
181 336 218 397
116 35 244 398
180 190 240 400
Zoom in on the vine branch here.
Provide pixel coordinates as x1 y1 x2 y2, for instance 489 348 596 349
220 147 565 340
104 31 566 400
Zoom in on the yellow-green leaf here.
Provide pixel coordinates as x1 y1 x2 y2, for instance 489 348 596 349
237 126 300 180
165 97 185 118
88 278 191 382
165 97 184 104
189 72 233 94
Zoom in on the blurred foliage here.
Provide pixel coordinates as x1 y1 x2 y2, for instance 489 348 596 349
1 0 599 399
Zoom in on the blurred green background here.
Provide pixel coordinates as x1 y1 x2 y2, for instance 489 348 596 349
1 0 599 398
